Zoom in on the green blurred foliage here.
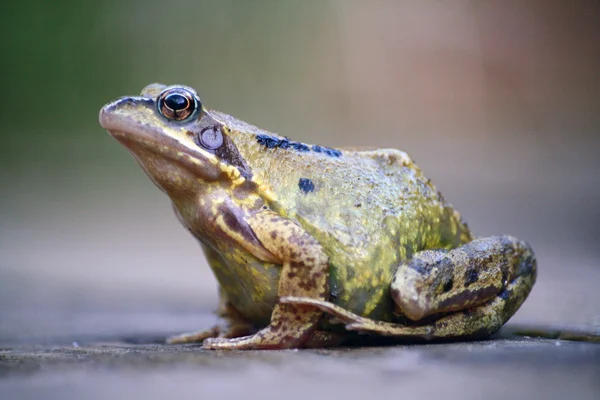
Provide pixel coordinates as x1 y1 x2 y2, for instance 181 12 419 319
0 1 337 165
1 2 127 133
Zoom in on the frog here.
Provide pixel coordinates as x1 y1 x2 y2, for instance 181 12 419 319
99 83 537 350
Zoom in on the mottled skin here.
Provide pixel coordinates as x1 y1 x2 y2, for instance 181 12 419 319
99 84 537 349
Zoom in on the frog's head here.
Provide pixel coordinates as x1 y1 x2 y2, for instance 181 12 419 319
99 84 252 197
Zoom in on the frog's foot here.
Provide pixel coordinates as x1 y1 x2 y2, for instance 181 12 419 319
202 303 320 350
166 320 255 344
201 324 347 349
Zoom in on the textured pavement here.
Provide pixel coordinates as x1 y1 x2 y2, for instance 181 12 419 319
1 319 599 400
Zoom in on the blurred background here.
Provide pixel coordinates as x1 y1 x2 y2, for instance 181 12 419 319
1 0 599 341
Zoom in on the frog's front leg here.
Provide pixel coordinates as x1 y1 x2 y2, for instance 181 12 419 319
283 235 536 339
203 210 328 350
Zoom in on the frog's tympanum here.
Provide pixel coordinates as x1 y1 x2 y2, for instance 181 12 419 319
99 84 536 350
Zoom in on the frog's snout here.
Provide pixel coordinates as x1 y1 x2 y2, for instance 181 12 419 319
99 96 154 130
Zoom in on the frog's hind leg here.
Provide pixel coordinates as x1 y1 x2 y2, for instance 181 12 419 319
283 235 536 339
282 273 533 339
391 235 536 324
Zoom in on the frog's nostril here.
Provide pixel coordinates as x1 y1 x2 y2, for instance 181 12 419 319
123 97 143 105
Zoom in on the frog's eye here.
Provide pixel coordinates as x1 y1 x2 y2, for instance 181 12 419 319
157 88 200 122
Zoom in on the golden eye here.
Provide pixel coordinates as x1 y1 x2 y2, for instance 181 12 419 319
157 88 199 122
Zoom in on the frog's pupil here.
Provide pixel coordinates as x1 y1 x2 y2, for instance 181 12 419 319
165 93 189 111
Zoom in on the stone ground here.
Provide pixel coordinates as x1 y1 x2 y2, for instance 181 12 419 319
2 240 600 400
1 315 599 400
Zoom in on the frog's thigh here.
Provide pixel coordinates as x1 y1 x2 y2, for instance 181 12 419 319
203 211 328 350
367 235 536 338
392 235 536 321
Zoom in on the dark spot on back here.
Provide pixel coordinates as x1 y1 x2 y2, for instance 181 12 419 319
464 268 479 287
322 147 342 157
255 134 342 157
277 137 291 149
256 134 280 148
498 289 510 300
298 178 315 194
291 142 310 152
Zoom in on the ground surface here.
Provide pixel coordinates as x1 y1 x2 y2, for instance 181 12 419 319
1 316 599 400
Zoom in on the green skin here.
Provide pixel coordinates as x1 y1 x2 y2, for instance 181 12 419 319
99 84 537 350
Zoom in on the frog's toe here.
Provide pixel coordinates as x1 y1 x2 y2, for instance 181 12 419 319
202 331 306 350
166 326 219 344
202 337 231 350
202 336 260 350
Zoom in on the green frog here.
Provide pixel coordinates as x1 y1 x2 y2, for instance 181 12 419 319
99 84 536 350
